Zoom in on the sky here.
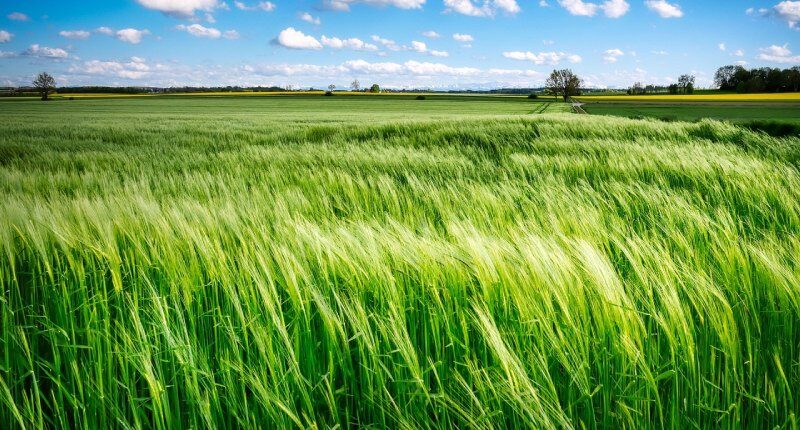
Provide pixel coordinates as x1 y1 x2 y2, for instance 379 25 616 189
0 0 798 89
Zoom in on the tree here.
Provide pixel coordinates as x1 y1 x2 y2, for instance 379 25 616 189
545 69 582 102
328 84 336 92
350 79 360 92
714 65 746 91
33 72 56 101
678 74 695 94
369 83 381 93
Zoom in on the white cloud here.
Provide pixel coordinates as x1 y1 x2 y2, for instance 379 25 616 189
602 48 624 63
177 24 222 38
774 1 800 28
453 33 474 42
503 50 582 64
557 0 629 17
7 12 29 21
72 56 156 80
136 0 220 17
205 13 217 23
733 49 744 57
718 43 726 51
275 27 323 50
116 28 150 44
321 0 426 11
756 44 800 63
24 44 69 59
651 50 669 55
539 0 550 5
371 35 402 51
234 1 276 11
409 40 449 57
300 12 321 24
644 0 683 18
95 27 114 35
223 30 240 39
0 30 12 43
601 0 629 17
422 30 440 38
59 30 91 40
543 39 554 45
321 36 379 51
443 0 521 17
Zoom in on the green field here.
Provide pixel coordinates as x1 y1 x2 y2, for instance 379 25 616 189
1 96 800 429
583 102 800 127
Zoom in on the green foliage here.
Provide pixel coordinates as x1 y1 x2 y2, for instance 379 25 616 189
1 96 799 429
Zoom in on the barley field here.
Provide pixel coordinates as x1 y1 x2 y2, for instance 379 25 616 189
1 96 799 429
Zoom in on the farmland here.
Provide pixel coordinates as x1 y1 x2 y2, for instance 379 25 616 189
1 95 800 429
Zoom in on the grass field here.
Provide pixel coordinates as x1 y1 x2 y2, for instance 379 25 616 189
584 103 800 127
1 95 799 429
576 93 800 102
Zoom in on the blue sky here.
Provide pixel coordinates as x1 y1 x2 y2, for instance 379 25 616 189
0 0 798 89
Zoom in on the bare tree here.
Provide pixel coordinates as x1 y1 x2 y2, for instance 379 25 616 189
33 72 56 101
545 69 582 102
350 79 360 92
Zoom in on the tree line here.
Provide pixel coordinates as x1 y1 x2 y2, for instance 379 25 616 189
715 65 800 93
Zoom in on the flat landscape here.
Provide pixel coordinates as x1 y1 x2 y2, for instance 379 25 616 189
1 95 799 429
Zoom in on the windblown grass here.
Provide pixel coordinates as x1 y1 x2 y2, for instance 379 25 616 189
1 97 799 429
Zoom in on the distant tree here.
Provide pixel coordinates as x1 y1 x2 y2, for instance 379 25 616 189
546 69 582 102
668 83 679 94
328 84 336 92
350 79 360 92
714 65 746 91
33 72 56 101
678 74 695 94
369 83 381 93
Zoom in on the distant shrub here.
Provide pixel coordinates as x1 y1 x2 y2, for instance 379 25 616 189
69 97 75 101
415 95 426 100
528 94 538 99
324 91 334 97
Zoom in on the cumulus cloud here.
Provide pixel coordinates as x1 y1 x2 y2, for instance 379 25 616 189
275 27 323 49
116 28 150 44
136 0 221 18
7 12 29 21
0 30 12 43
95 27 115 35
71 56 158 80
321 36 379 51
24 44 69 59
453 33 474 42
409 40 449 57
422 30 440 38
234 1 276 11
773 1 800 28
734 49 744 57
602 48 624 63
756 44 800 63
718 43 726 51
371 35 402 51
59 30 91 40
644 0 683 18
557 0 629 17
175 24 239 39
443 0 521 17
503 50 582 64
321 0 426 11
300 12 321 24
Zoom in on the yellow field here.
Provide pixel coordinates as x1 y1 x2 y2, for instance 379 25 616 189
576 93 800 102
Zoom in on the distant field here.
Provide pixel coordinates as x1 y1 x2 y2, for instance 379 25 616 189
1 96 799 429
584 103 800 126
577 93 800 102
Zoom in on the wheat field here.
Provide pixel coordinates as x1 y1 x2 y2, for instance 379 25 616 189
1 96 799 429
